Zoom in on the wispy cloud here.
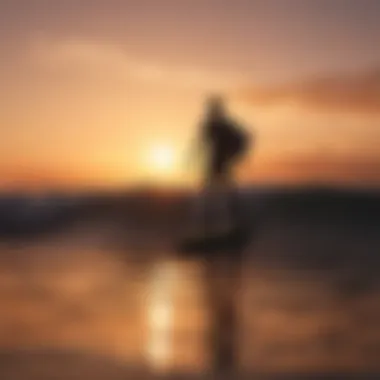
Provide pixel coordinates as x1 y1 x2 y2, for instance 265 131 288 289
246 154 380 185
29 37 243 91
237 68 380 115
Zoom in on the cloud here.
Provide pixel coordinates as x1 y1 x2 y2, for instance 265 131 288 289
29 37 243 91
237 68 380 115
248 154 380 185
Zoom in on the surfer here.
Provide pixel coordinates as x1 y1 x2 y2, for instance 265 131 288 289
190 95 253 233
181 96 254 376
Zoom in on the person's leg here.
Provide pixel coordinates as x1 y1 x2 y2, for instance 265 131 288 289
200 181 214 234
214 161 242 231
200 164 219 234
226 176 242 229
210 173 229 232
201 153 237 234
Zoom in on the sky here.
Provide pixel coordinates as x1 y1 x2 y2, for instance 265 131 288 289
1 0 380 190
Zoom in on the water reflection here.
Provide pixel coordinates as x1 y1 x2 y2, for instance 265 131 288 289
0 241 209 373
0 208 379 376
146 258 207 373
147 260 177 370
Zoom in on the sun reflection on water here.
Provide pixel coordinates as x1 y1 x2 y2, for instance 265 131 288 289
146 260 178 371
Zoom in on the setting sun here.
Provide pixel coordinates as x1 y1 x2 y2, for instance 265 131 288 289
151 145 175 170
145 143 178 181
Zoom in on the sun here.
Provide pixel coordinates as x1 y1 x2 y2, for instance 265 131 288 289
148 144 176 175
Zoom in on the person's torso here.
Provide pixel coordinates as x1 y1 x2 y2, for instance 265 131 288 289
204 117 249 158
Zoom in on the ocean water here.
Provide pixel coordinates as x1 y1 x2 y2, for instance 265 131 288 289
0 189 378 379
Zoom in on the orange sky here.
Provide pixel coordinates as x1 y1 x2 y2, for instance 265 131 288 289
1 1 380 190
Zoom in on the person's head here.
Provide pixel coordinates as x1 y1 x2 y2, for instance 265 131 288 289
205 94 227 120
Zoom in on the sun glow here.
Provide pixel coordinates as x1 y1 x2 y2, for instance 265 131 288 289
151 144 175 170
143 142 180 183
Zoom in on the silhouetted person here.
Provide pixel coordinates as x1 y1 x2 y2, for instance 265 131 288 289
192 95 253 233
186 96 254 376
